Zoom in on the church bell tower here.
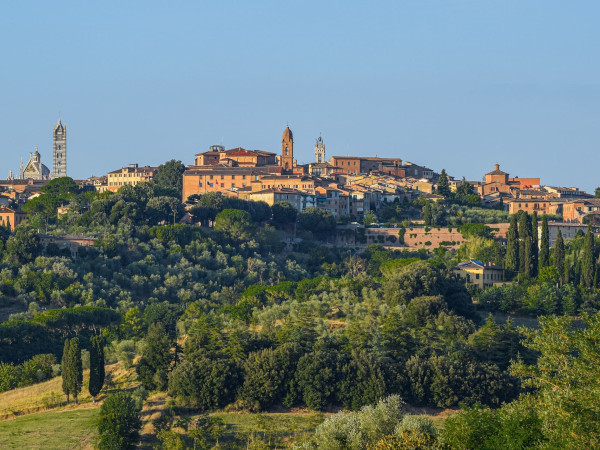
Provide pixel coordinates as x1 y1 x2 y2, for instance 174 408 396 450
52 119 67 178
281 125 294 173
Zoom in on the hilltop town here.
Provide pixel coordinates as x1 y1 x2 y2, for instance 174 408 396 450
1 122 598 251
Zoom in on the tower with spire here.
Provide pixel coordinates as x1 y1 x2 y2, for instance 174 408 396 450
281 125 294 173
52 119 67 178
315 135 325 164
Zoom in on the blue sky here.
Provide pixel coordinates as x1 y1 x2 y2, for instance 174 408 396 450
1 1 598 190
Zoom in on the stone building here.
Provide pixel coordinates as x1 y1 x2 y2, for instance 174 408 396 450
22 147 51 181
52 119 67 178
315 135 325 163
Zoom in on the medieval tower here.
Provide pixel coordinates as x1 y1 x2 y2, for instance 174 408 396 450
52 119 67 178
315 135 325 163
281 125 294 173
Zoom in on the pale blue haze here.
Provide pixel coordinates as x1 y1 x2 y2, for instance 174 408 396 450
0 1 598 190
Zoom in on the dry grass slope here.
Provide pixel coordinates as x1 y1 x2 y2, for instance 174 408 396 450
0 362 138 420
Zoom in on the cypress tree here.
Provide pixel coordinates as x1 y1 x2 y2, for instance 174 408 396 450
523 237 533 278
423 202 432 226
437 169 451 197
518 212 531 273
68 337 83 404
531 211 539 276
554 230 565 285
62 338 71 404
506 215 519 273
89 336 105 403
581 229 595 289
539 215 550 269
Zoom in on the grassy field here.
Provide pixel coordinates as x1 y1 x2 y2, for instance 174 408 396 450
0 363 138 420
209 411 326 448
0 360 454 448
0 407 99 449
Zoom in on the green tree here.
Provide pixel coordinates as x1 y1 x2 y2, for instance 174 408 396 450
152 159 186 197
297 207 336 236
271 201 297 228
64 337 83 404
168 356 240 410
239 343 299 410
581 229 595 289
436 169 451 197
5 225 41 264
595 187 600 198
61 338 71 403
137 323 171 390
97 392 142 450
518 212 531 275
539 215 550 269
40 176 79 196
554 230 565 284
290 348 341 410
422 202 433 226
89 336 105 402
214 208 253 240
512 314 600 448
531 211 539 276
505 215 519 273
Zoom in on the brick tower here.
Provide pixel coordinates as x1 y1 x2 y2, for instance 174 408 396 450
281 126 294 173
52 119 67 178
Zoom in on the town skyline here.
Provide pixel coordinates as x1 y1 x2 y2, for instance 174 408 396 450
1 1 599 191
4 118 595 193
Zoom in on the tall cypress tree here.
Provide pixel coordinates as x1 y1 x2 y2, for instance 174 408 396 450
518 212 531 273
67 337 83 404
554 230 565 285
89 336 105 403
531 211 539 276
62 338 71 404
581 229 595 289
523 237 533 278
506 215 519 273
539 215 550 269
423 202 432 226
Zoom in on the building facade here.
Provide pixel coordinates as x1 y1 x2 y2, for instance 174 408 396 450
453 260 504 289
0 206 27 231
22 148 51 181
107 164 156 191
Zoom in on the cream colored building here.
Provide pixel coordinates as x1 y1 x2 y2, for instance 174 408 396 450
107 164 156 191
453 260 504 289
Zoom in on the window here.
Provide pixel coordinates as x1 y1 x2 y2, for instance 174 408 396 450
476 274 480 279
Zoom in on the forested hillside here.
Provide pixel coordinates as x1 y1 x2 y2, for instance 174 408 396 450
1 165 600 448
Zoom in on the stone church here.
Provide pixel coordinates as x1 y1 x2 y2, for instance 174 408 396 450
8 120 66 181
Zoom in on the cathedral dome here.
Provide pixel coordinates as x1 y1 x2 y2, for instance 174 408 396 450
282 126 293 141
